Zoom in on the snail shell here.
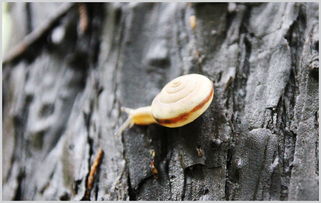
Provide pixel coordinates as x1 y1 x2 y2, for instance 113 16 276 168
115 74 214 135
151 74 214 127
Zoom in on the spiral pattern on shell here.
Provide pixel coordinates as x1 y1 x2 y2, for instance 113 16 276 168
151 74 214 127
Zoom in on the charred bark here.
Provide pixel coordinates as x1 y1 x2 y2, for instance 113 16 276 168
2 2 319 200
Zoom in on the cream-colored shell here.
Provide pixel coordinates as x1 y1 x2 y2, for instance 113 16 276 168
115 74 214 136
151 74 214 127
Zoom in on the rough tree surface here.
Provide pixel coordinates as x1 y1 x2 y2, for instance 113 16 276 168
2 2 319 201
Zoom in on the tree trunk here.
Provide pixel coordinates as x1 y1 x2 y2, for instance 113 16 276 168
2 2 319 201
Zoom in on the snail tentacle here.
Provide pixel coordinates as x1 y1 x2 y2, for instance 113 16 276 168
115 106 157 136
121 107 134 114
114 116 133 136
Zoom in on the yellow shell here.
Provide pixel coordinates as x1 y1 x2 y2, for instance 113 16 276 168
151 74 214 127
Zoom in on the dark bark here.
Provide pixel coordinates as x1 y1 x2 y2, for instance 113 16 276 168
2 2 319 201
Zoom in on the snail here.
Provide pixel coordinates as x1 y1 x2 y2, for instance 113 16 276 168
115 74 214 136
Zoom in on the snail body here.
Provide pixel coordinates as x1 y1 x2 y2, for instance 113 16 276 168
116 74 214 135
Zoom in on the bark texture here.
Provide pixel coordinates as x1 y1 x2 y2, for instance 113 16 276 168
2 2 319 201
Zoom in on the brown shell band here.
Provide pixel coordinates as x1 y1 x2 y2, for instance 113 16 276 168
155 87 214 125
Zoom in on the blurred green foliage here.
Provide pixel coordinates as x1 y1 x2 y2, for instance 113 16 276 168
2 2 12 55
